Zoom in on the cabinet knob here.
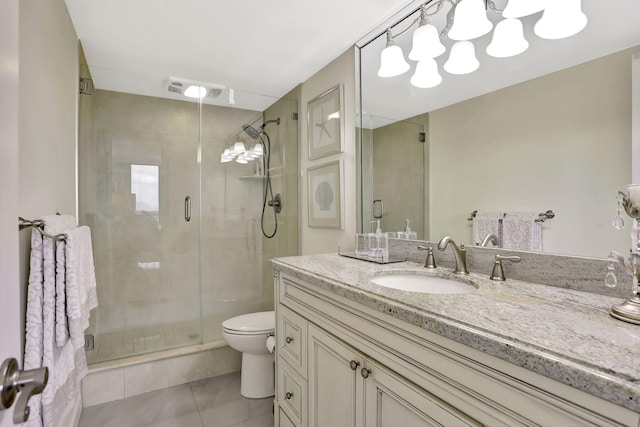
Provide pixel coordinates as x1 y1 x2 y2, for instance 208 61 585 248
285 336 293 344
360 368 371 379
285 392 293 400
349 360 360 371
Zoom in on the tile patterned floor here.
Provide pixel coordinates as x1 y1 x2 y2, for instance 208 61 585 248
79 372 274 427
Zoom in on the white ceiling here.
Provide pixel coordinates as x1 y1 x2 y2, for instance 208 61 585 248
64 0 640 117
64 0 413 111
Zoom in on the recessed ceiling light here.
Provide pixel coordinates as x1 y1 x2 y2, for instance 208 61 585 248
183 85 207 99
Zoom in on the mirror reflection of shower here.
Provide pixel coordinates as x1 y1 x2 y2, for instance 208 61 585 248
235 117 282 239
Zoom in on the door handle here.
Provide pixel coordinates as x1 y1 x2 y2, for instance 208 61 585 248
373 199 384 219
185 196 191 222
1 358 48 424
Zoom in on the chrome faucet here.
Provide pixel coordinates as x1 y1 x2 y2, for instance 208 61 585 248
480 233 499 247
437 236 468 275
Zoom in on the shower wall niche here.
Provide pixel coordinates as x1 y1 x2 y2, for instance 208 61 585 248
79 80 298 364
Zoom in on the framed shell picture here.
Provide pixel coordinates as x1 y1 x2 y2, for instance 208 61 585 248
307 84 344 160
307 160 343 229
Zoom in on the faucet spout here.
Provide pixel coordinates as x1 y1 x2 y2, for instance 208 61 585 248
437 236 469 275
480 233 499 247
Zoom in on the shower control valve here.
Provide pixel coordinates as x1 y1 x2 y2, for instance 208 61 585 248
268 194 282 214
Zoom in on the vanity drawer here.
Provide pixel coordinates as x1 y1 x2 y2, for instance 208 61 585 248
278 358 307 427
278 305 307 378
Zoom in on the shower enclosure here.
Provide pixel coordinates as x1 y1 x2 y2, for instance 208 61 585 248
78 65 298 364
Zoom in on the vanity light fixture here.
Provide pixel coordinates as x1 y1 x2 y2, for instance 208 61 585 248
378 0 587 88
220 141 264 164
377 30 411 77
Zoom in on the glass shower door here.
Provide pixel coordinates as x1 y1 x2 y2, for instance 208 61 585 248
79 77 203 363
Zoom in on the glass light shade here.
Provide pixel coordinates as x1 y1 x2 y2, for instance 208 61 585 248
252 143 264 155
502 0 546 19
232 142 246 154
444 41 479 75
448 0 494 41
408 23 446 61
410 58 443 88
183 85 207 99
377 43 410 78
235 156 249 164
534 0 587 40
220 153 233 163
486 18 529 58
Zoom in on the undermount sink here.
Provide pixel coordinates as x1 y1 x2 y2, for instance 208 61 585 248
370 274 478 294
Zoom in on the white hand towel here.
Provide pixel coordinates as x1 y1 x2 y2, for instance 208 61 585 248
24 222 98 427
64 226 98 336
54 241 68 347
42 214 77 235
43 214 77 347
502 212 542 252
472 212 504 246
24 230 45 425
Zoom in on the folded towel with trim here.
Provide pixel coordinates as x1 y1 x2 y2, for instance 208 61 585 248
502 212 542 251
472 212 503 246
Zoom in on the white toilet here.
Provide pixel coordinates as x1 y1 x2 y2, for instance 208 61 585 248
222 311 275 399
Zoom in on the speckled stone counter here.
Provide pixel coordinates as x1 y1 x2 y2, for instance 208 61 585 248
271 253 640 413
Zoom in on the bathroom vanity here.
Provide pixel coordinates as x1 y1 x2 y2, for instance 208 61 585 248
271 254 640 426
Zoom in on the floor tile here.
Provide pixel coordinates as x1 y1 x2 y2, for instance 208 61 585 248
80 371 275 427
227 412 274 427
79 384 202 427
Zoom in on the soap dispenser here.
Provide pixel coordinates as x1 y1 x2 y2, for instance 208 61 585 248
398 219 417 240
369 220 389 261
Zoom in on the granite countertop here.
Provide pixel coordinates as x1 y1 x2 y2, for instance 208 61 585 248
271 253 640 413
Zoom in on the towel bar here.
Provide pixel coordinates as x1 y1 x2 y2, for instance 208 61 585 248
468 210 555 223
18 217 68 241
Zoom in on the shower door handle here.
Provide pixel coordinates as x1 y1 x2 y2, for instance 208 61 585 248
185 196 191 222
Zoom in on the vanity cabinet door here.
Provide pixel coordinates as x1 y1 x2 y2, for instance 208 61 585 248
279 305 308 378
363 359 482 427
308 324 365 427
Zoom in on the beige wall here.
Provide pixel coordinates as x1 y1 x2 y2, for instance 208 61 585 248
301 48 358 255
261 87 300 307
18 0 78 346
0 0 21 396
430 47 634 257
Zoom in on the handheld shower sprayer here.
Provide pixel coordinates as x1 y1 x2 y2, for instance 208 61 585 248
241 117 281 238
242 118 281 140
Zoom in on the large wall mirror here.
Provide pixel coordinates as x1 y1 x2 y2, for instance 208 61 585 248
356 0 640 259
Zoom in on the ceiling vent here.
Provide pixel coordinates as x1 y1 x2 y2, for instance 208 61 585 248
164 77 225 99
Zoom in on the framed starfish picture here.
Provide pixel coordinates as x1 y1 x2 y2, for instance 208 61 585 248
307 83 344 160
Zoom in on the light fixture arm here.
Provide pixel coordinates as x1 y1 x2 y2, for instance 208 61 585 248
486 0 504 14
387 1 449 43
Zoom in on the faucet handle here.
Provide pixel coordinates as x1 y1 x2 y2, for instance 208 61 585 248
490 255 521 281
417 246 437 269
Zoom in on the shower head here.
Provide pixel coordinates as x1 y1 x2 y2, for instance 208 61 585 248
241 118 281 139
242 124 261 140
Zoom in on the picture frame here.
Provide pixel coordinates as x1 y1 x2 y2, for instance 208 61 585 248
307 83 344 160
307 160 343 229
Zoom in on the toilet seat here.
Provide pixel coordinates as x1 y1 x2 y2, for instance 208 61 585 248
222 311 274 335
